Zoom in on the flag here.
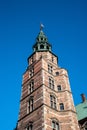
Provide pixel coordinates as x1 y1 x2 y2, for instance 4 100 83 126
40 23 44 30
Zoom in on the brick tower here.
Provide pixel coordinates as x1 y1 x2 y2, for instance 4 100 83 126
16 27 80 130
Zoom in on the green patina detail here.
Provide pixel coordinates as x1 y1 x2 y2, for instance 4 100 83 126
33 30 52 52
76 100 87 121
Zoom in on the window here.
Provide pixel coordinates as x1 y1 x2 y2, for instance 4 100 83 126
56 72 59 76
57 85 61 91
52 120 59 130
60 103 64 111
41 37 43 41
29 67 34 78
48 65 53 74
40 44 44 49
50 95 56 109
52 56 54 62
49 77 54 89
28 80 34 94
47 46 49 50
26 124 33 130
27 97 34 113
45 38 46 41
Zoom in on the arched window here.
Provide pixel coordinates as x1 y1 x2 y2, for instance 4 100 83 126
44 38 46 41
41 37 43 41
26 122 33 130
47 45 49 50
40 44 44 49
50 95 56 109
52 120 59 130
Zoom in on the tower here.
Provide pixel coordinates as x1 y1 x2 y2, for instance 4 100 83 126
16 27 80 130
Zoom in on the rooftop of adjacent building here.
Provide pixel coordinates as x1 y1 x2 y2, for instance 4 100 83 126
76 94 87 121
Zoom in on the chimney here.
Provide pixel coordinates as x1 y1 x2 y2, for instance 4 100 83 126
81 93 86 102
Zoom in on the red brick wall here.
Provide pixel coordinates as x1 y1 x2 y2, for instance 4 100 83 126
17 51 80 130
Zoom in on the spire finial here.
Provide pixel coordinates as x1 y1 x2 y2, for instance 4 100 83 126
40 23 44 31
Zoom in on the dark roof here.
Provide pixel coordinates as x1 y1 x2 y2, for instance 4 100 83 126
33 30 52 52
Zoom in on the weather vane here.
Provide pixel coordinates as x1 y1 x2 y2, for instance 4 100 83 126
40 23 44 31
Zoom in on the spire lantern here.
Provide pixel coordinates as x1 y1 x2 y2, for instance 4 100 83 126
33 25 52 52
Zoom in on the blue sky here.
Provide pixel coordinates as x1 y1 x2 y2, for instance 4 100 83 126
0 0 87 129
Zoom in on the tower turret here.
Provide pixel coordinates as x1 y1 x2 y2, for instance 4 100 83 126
33 27 52 52
16 26 80 130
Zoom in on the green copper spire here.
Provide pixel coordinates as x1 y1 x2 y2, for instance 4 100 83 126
33 25 52 52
